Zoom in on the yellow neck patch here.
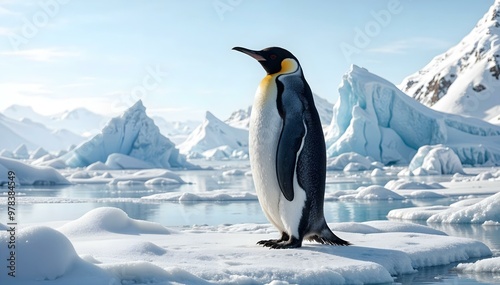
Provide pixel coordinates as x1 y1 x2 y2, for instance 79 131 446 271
279 58 299 75
258 58 299 90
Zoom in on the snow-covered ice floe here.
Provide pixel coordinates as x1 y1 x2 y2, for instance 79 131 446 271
0 156 69 185
142 189 257 203
0 207 492 284
388 192 500 225
67 168 186 187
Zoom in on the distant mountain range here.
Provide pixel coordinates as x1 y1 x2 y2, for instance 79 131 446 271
399 0 500 125
0 113 83 152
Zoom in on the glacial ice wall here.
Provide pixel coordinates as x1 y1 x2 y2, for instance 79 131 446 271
325 65 500 166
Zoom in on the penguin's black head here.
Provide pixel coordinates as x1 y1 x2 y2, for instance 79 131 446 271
232 46 299 75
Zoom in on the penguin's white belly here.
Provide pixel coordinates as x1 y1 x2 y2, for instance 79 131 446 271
249 102 285 232
249 80 307 237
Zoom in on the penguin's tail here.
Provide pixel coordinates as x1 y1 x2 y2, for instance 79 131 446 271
309 225 351 246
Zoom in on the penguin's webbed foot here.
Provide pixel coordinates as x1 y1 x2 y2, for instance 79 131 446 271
258 235 302 249
257 232 290 247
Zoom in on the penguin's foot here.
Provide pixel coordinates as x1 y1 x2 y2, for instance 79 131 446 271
257 232 290 247
258 236 302 249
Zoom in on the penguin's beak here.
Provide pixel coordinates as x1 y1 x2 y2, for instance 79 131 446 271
232 47 266 62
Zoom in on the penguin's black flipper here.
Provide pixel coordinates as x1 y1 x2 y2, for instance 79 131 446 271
275 76 306 202
276 118 304 201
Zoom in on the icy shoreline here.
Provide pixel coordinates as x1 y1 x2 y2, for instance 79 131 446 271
0 207 493 285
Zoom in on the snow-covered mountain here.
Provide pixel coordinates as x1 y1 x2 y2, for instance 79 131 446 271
225 106 252 130
4 105 108 137
326 65 500 166
224 94 333 130
63 100 194 169
179 111 249 159
0 114 84 152
151 116 200 145
399 0 500 122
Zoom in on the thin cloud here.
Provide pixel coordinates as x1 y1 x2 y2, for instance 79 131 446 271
0 48 81 61
368 37 452 54
0 6 16 15
0 27 13 36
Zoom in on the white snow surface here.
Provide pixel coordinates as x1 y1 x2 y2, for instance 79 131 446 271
399 0 500 122
179 111 249 160
62 100 193 169
325 65 500 166
0 207 492 285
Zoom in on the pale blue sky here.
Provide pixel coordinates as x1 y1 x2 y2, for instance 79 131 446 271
0 1 494 121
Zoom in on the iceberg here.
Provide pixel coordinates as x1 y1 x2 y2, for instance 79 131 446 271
325 65 500 166
63 101 194 169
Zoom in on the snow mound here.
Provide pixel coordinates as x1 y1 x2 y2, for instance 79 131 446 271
0 226 79 281
340 185 405 200
59 207 170 236
407 191 447 199
0 157 69 185
178 111 248 160
427 192 500 224
63 100 193 169
325 65 500 166
408 145 465 175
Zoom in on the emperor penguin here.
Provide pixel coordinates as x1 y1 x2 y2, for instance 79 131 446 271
233 46 350 249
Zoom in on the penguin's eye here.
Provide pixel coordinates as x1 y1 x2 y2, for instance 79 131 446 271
270 54 277 60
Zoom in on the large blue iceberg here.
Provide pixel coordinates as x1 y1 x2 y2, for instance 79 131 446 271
325 65 500 166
